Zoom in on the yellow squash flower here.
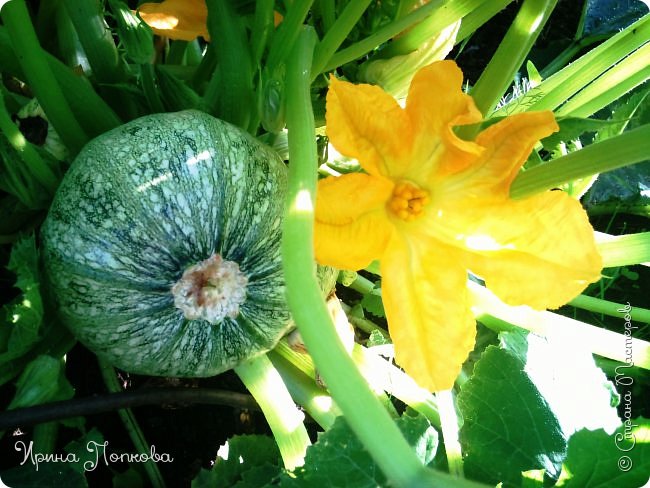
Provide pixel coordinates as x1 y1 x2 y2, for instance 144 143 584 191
137 1 283 41
138 0 209 41
314 60 603 392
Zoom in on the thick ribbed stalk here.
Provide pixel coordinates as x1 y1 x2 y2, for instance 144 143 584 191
235 355 311 469
283 26 487 488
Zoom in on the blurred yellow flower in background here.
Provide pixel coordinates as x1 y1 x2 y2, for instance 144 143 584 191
137 0 283 41
138 0 209 41
315 60 603 391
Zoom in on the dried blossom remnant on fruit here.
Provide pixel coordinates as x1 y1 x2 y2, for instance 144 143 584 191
172 253 248 323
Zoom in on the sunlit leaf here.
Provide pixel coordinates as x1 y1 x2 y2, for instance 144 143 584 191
458 346 566 486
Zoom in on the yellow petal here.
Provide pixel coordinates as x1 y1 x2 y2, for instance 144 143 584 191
326 76 412 178
380 235 476 391
404 61 483 179
460 110 559 198
314 173 394 270
138 0 209 41
460 191 603 310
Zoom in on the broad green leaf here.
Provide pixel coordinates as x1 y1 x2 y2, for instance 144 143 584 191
64 428 106 474
279 413 437 487
8 355 75 410
361 292 385 318
582 0 650 37
1 234 44 369
583 162 650 217
458 346 566 487
558 418 650 487
500 329 621 437
0 462 87 488
367 329 391 348
192 435 281 488
542 117 617 152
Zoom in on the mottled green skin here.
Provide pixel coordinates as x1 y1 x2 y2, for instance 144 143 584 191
41 110 291 377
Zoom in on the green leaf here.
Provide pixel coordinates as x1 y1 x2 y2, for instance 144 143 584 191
64 428 105 474
583 162 650 217
582 0 650 37
457 346 566 487
279 413 437 487
499 329 621 436
558 418 650 487
366 329 391 348
1 462 88 488
8 355 75 410
1 235 44 360
156 65 201 112
360 291 385 318
192 435 281 488
542 117 615 152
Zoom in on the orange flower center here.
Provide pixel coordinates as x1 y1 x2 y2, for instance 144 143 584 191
388 182 430 222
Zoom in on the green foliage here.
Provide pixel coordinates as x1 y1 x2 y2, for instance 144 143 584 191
0 1 648 487
582 0 650 37
8 354 75 410
558 418 650 487
64 428 106 474
458 346 568 486
1 235 43 364
279 413 437 487
360 290 385 318
1 462 88 488
192 435 282 488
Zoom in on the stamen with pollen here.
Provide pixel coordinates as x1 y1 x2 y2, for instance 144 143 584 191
388 182 430 222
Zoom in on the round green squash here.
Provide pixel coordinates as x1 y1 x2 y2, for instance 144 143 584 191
41 110 295 377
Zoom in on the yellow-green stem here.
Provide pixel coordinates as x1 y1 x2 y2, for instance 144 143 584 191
470 282 650 369
1 0 88 154
470 0 558 118
98 359 166 488
235 355 311 469
283 26 488 488
438 390 464 477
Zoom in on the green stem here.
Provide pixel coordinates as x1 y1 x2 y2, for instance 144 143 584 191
191 42 217 91
351 345 441 428
140 63 165 113
0 89 58 195
470 0 558 118
283 27 485 487
510 124 650 198
569 295 650 324
205 0 254 130
456 0 515 43
317 0 336 32
347 313 390 339
32 422 58 455
438 390 464 478
469 282 650 370
321 1 438 72
266 0 314 71
98 359 166 488
596 232 650 268
234 355 311 469
166 40 188 65
311 0 373 78
347 273 377 294
268 350 341 430
61 0 125 83
251 0 275 68
539 34 609 79
380 0 490 58
495 14 650 116
1 0 88 155
555 42 650 118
